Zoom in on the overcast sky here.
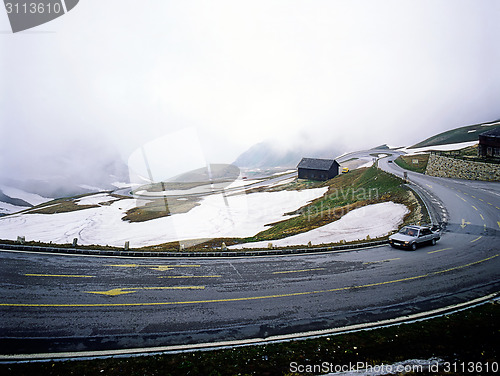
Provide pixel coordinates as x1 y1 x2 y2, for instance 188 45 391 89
1 0 499 181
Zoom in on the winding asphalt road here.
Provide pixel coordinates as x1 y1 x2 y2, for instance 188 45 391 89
0 150 498 359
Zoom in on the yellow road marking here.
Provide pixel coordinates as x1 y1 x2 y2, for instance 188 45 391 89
3 255 497 308
149 266 179 271
108 264 138 267
109 264 200 268
472 206 478 211
135 286 205 290
159 275 221 279
25 274 95 278
480 214 485 221
272 268 325 274
426 184 432 188
498 221 500 229
471 195 475 198
85 288 135 296
456 194 467 202
470 236 482 243
496 207 500 210
488 202 493 206
363 258 400 264
479 198 484 202
460 219 471 229
108 264 200 271
428 248 452 254
85 286 205 296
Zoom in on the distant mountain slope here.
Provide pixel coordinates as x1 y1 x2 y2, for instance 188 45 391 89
0 190 32 208
169 164 240 182
234 141 340 168
0 190 32 217
371 144 391 150
410 119 500 149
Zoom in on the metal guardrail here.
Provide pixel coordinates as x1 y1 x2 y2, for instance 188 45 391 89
0 239 389 258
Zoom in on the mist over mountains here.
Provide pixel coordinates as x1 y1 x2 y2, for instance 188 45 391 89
233 140 342 169
0 141 129 199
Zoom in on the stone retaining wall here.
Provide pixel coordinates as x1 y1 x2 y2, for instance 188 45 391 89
425 154 500 181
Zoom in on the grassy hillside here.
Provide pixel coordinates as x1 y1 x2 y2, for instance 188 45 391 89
242 166 420 243
394 154 430 174
122 196 201 222
140 166 426 251
17 192 112 215
410 119 500 148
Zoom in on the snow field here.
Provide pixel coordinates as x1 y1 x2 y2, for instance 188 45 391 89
230 202 409 249
402 141 478 156
0 201 30 216
74 193 119 206
0 188 328 248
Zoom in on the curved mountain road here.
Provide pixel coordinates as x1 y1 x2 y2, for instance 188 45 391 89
0 150 498 359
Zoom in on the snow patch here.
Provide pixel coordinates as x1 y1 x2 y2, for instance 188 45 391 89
0 187 328 247
0 201 29 216
231 202 408 249
74 193 117 206
403 141 478 155
481 121 500 126
225 179 260 189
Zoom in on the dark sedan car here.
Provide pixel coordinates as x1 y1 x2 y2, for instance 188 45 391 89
389 225 440 250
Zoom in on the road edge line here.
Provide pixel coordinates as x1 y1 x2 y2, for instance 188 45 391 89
1 292 497 363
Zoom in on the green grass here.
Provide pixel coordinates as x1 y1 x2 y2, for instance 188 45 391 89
122 196 201 223
394 154 429 174
2 302 498 376
243 166 409 243
433 144 500 165
410 121 500 148
19 192 125 215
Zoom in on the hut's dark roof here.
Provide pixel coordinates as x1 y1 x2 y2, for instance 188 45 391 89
479 126 500 139
297 158 338 171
